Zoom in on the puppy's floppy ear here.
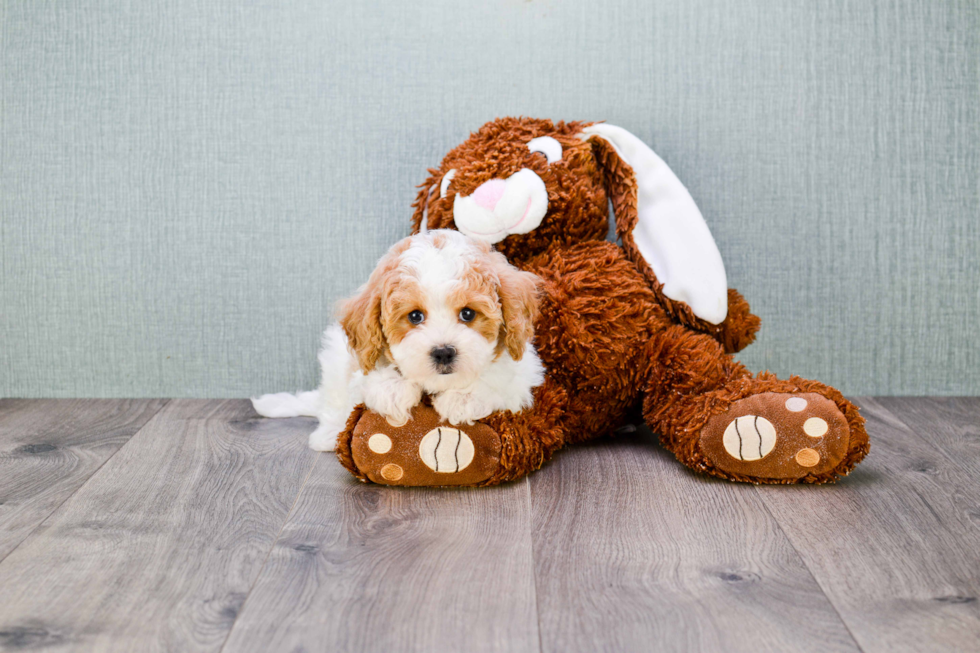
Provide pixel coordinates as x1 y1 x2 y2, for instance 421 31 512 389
580 123 729 325
339 280 385 372
491 252 541 361
339 242 408 371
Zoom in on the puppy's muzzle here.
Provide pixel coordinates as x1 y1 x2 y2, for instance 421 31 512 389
430 345 457 373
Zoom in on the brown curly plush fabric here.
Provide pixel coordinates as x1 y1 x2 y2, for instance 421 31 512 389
340 116 869 486
335 404 368 483
481 377 568 486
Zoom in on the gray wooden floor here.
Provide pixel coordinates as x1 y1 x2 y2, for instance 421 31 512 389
0 398 977 652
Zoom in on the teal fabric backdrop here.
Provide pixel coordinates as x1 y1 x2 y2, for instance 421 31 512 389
1 0 977 397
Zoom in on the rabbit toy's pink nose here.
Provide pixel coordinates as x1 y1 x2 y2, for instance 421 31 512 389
471 179 507 211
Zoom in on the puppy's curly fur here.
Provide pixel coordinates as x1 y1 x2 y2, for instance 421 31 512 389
253 230 545 450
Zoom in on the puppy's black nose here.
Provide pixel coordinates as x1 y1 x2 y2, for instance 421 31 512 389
430 346 457 367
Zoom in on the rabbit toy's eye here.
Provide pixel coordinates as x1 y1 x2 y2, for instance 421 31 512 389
440 169 457 198
527 136 562 164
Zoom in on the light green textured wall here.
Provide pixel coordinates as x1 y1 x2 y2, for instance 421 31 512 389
1 0 978 397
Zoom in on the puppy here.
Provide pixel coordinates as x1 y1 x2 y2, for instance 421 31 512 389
252 229 545 451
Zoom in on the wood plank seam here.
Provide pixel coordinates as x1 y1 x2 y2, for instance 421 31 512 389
524 477 545 653
865 397 980 544
0 399 321 651
753 397 980 652
527 430 863 652
217 451 322 653
0 399 171 568
874 397 980 547
884 397 980 490
751 486 867 653
220 452 542 651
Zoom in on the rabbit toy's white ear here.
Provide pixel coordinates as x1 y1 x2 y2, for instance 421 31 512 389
580 123 729 325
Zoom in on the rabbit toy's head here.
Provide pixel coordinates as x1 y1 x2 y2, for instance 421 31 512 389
412 116 730 326
411 118 608 263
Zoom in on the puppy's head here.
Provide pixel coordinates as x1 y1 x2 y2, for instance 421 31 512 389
340 230 540 390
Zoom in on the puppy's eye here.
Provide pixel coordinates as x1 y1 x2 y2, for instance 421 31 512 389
527 136 562 164
459 307 476 323
439 169 457 199
408 310 425 325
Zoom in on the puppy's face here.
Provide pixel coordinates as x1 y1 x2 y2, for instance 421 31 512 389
341 230 539 391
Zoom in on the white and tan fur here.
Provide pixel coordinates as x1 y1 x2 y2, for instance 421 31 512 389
252 230 545 451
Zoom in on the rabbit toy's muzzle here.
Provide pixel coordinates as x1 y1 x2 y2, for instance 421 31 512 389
452 168 549 244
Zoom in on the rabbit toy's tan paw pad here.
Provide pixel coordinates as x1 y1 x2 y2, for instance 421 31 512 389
700 393 850 481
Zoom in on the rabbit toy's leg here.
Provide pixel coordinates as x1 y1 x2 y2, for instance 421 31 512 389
639 324 869 483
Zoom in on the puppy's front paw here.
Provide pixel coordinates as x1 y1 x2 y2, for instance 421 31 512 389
362 372 421 427
309 423 338 451
433 390 495 425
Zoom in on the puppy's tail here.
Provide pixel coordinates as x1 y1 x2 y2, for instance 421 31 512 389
251 390 320 418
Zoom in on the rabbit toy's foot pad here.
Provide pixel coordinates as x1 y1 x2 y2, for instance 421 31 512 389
699 392 850 481
350 404 501 486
